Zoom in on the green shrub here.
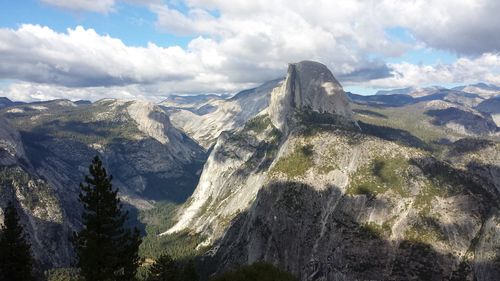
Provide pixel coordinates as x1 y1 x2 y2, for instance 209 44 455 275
271 144 314 178
45 268 82 281
347 156 410 197
244 115 273 134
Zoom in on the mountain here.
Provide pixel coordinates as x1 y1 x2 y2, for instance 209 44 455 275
268 61 354 134
367 88 486 107
0 99 206 268
476 96 500 127
454 83 500 98
161 79 283 149
1 62 499 279
74 99 92 105
375 87 418 96
0 97 25 108
349 90 498 138
165 61 500 280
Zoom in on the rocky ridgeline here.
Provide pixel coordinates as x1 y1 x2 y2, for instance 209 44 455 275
166 61 500 280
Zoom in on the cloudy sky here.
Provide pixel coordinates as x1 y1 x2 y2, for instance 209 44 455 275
1 0 500 101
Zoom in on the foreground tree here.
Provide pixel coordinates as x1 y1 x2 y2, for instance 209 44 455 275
0 202 35 281
147 254 200 281
73 156 141 281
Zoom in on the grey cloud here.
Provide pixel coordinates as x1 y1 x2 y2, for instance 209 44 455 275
403 1 500 55
337 64 394 83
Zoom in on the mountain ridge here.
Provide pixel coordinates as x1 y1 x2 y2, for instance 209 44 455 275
163 62 500 280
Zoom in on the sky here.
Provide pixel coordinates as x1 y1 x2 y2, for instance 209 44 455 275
0 0 499 101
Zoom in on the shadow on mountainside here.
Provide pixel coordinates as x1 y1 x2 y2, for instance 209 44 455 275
20 126 205 203
357 121 432 151
296 110 432 151
425 108 499 135
411 156 500 202
352 109 389 119
199 177 499 281
448 138 498 154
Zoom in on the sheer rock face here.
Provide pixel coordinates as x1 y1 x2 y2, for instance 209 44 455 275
269 61 354 134
0 118 25 160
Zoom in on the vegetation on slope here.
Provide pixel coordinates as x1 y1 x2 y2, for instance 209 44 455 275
346 156 410 197
271 144 314 178
317 145 339 174
210 262 298 281
138 201 206 261
352 103 458 144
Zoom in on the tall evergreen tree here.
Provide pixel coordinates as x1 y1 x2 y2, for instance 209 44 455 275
73 156 141 281
147 253 179 281
0 201 35 281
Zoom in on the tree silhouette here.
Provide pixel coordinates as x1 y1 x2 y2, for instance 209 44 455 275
0 201 35 281
73 156 141 281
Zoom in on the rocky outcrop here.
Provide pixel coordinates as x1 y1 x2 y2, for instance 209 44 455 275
423 100 499 136
269 61 354 134
162 115 278 239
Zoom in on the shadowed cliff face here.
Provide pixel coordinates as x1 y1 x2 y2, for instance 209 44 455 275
207 180 499 281
425 108 498 135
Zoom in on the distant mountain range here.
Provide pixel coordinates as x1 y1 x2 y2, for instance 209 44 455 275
375 83 500 99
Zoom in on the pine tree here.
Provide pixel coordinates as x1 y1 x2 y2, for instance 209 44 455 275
0 202 35 281
180 260 199 281
147 254 179 281
73 156 142 281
